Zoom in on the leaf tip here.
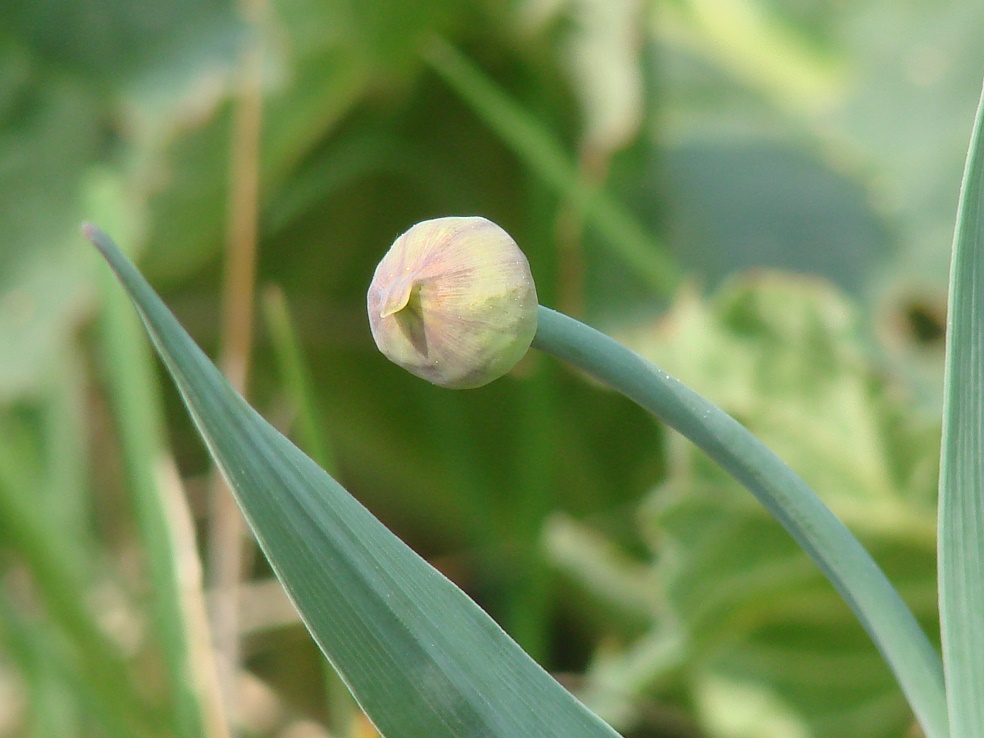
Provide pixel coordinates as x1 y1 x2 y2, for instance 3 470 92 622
82 222 112 255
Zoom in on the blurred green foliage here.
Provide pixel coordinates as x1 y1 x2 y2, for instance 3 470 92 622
1 0 982 736
551 275 940 737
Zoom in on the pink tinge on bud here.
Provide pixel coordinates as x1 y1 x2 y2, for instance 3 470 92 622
367 216 538 389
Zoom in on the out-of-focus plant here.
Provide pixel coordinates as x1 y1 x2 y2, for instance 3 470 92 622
85 76 984 734
549 275 942 737
5 2 984 738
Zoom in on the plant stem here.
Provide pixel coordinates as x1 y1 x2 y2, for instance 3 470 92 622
531 305 949 738
210 0 265 716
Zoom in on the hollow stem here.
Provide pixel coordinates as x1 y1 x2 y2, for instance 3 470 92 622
531 305 949 738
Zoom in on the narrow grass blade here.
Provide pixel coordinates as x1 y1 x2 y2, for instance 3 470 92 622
0 415 157 737
98 273 217 738
84 223 624 738
261 286 337 474
938 80 984 736
423 39 681 296
533 306 949 738
0 590 82 737
260 285 355 735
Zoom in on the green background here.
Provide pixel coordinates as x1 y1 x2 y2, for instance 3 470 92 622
1 1 982 736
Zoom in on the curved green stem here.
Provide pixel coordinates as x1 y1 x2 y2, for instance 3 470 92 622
532 305 949 738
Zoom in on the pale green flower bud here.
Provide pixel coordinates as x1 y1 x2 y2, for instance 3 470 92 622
367 216 538 389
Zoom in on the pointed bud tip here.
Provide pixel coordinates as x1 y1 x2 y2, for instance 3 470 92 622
378 277 415 319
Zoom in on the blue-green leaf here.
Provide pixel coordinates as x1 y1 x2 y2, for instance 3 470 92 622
939 80 984 736
533 305 949 738
83 223 622 738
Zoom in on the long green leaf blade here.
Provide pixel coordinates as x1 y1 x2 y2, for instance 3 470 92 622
533 305 949 738
939 80 984 736
83 224 622 738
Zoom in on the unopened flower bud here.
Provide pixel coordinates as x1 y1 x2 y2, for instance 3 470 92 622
367 216 538 389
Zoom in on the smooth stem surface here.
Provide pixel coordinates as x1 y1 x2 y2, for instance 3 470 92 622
532 305 949 738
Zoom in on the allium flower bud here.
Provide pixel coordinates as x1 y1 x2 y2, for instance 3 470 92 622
367 216 538 389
